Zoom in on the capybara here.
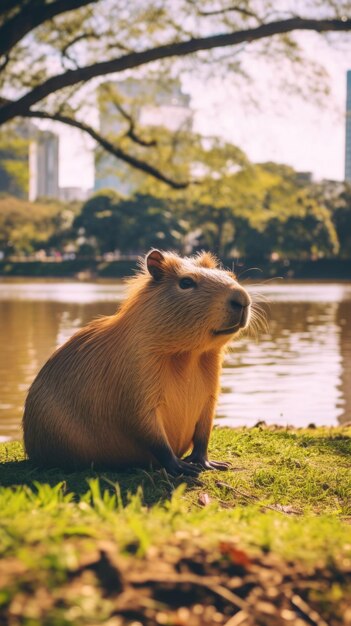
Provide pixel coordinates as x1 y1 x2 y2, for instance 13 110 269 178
23 250 251 474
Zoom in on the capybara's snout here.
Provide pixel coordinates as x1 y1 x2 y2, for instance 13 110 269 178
228 287 251 329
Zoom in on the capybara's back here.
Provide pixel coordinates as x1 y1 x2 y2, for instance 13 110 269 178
23 315 146 469
23 249 251 473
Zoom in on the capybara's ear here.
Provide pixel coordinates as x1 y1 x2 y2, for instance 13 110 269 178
146 249 165 281
194 251 219 269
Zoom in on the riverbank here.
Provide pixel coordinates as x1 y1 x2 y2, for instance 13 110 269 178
1 257 351 279
1 426 351 625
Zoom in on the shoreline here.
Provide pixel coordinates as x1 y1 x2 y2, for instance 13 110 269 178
1 419 348 446
1 258 351 280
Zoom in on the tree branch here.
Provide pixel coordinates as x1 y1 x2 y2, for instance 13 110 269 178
22 109 190 189
1 16 351 125
61 32 97 69
0 0 27 18
112 101 157 147
190 2 260 21
0 0 98 58
0 53 10 73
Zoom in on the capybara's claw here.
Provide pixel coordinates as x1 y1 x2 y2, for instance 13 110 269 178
205 459 231 470
183 454 231 471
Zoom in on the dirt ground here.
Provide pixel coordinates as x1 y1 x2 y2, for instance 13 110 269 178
1 537 351 626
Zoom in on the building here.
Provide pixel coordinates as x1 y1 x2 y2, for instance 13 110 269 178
0 123 60 201
94 78 193 195
29 131 59 201
345 70 351 182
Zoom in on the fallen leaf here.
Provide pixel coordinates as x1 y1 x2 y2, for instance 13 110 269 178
219 542 251 567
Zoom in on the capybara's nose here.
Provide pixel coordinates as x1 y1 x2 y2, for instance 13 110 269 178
229 288 251 327
229 288 251 310
229 300 244 312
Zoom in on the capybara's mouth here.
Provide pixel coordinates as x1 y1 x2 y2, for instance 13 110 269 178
212 324 240 336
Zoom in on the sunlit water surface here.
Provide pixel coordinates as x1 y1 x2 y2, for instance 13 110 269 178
0 280 350 441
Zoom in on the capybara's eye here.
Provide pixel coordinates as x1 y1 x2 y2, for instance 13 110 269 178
179 277 197 289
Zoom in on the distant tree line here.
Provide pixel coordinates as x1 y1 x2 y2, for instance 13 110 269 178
0 159 350 262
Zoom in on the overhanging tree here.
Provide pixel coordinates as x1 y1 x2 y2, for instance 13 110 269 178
1 0 351 188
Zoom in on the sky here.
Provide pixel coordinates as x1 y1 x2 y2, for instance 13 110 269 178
55 30 351 190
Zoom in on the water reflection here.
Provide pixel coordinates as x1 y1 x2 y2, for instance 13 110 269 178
0 280 350 441
0 295 117 441
337 299 351 424
218 298 344 427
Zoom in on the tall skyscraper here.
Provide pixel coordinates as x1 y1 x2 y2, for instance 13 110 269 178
345 70 351 182
29 131 59 201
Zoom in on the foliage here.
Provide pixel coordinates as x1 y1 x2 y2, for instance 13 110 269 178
0 125 29 197
225 163 340 260
0 1 350 186
0 195 76 256
145 158 340 259
0 150 348 260
334 186 351 259
314 181 351 259
73 190 187 255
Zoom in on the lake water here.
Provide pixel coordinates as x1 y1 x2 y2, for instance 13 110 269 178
0 280 350 442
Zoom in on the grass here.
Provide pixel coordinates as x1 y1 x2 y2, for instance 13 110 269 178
1 425 351 625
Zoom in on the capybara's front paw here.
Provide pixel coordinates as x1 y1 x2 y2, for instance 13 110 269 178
164 457 201 477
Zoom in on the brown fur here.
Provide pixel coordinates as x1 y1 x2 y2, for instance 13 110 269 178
23 250 251 470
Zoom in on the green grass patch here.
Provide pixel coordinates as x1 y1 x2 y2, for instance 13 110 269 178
1 426 350 558
0 426 350 624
